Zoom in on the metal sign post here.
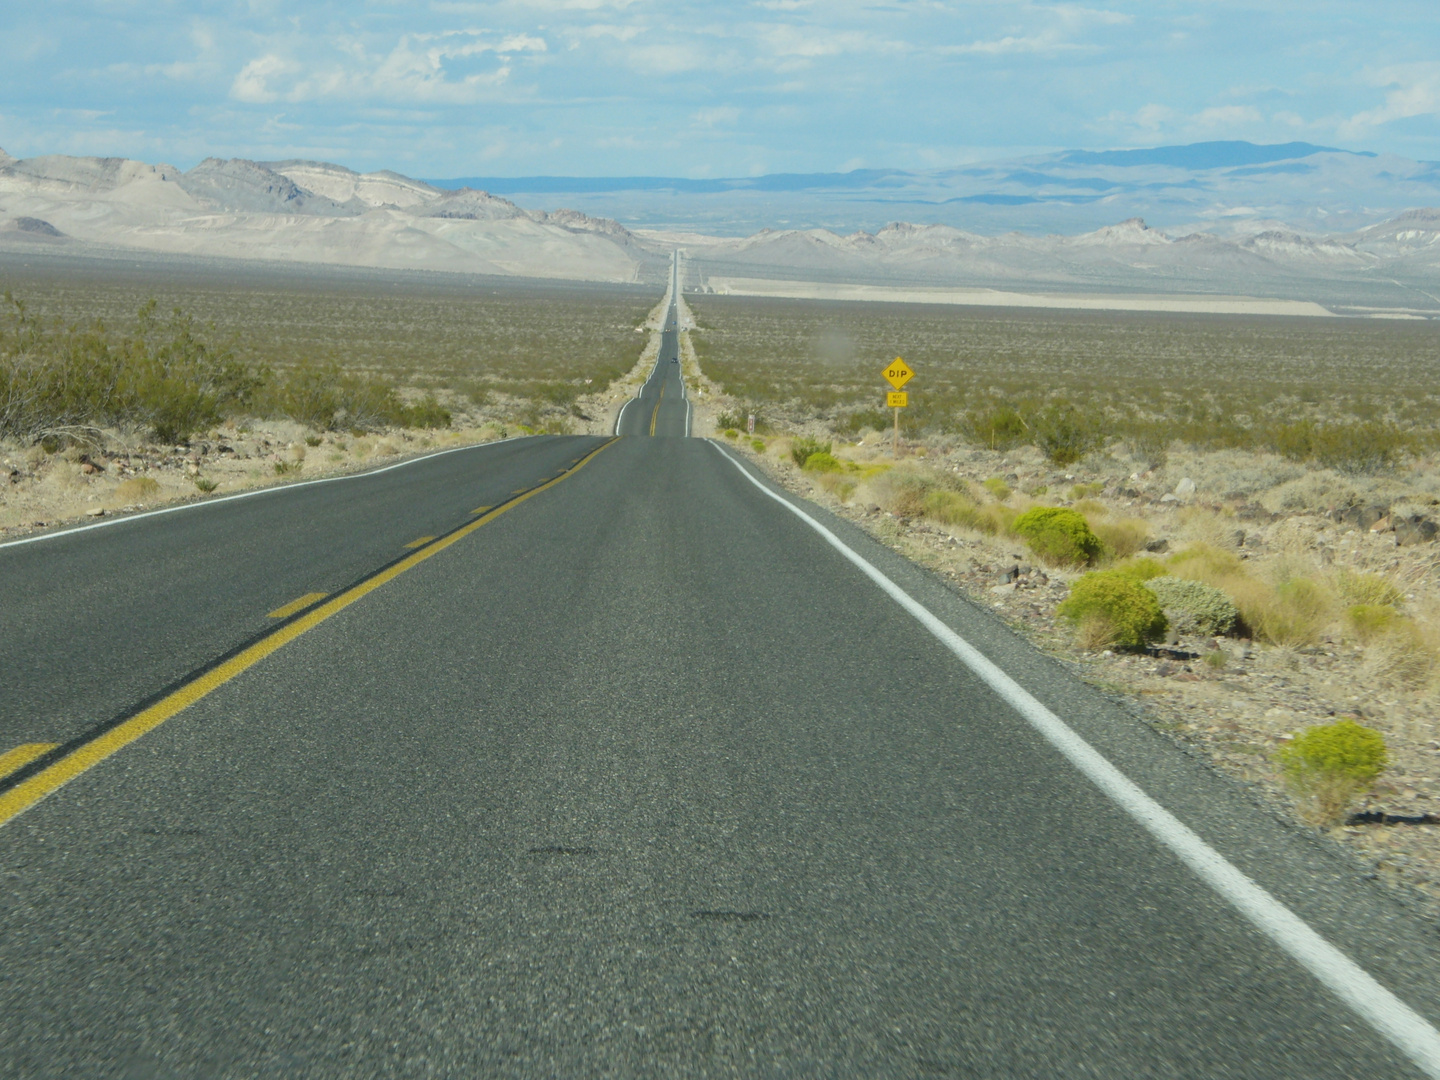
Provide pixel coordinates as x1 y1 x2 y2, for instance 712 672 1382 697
883 358 913 456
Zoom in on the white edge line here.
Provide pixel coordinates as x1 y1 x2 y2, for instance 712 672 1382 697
0 435 531 552
710 439 1440 1078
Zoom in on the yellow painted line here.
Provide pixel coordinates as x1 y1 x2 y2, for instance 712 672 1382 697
470 505 493 515
267 592 329 619
0 744 56 780
649 382 666 436
0 438 618 828
403 536 436 549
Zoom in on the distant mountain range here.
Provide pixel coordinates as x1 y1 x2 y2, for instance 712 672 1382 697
429 141 1440 238
1 143 1439 314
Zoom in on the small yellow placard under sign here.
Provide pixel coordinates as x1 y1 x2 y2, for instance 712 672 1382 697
883 358 913 390
887 391 908 408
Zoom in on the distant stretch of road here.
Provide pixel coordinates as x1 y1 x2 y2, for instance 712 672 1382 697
615 259 690 438
4 289 1440 1076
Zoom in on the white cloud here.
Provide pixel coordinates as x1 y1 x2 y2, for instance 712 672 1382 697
1192 104 1262 128
691 106 740 127
229 30 547 106
942 34 1078 56
1341 63 1440 137
230 54 295 103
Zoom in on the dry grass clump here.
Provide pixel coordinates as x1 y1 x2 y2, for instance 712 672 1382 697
1153 540 1440 684
854 463 1014 534
1335 570 1405 609
1361 620 1437 690
112 476 161 504
1160 544 1334 647
1092 517 1150 560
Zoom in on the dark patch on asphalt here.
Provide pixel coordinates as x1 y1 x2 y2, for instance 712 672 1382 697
527 845 597 856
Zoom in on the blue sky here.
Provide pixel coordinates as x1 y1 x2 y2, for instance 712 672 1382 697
2 1 1438 177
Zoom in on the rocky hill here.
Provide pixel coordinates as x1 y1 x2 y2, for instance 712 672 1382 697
1 147 1438 312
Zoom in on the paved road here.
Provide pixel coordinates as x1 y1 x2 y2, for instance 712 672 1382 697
615 267 689 439
5 408 1440 1074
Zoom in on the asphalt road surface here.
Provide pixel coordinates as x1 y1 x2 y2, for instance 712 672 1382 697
615 288 689 439
5 410 1440 1075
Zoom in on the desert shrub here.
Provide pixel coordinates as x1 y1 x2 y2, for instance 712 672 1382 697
790 436 831 467
751 438 765 453
397 394 451 429
1276 720 1388 826
1029 403 1103 466
1265 578 1334 646
1113 556 1167 581
723 428 738 439
715 409 745 429
817 472 857 501
1166 544 1245 586
836 407 890 435
1363 618 1437 688
869 466 934 518
1203 648 1228 671
193 476 218 493
1070 482 1103 499
1334 570 1404 609
1058 570 1169 649
1345 603 1400 643
802 451 843 473
964 404 1028 451
270 361 341 429
337 374 406 431
0 296 260 445
921 488 983 530
1013 507 1104 567
1073 498 1107 518
535 381 579 408
114 476 160 503
1092 517 1150 560
1270 420 1408 475
304 434 322 447
982 477 1011 501
1144 576 1238 636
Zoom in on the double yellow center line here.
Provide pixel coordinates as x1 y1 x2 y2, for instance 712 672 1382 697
649 382 666 436
0 438 617 828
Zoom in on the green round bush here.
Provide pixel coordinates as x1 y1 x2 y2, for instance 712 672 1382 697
790 436 831 467
1144 576 1238 636
1013 507 1104 567
802 451 843 473
1278 721 1388 783
1057 570 1169 648
1276 720 1388 826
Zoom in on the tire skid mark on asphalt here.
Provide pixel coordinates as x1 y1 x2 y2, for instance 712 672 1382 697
0 438 619 828
711 439 1440 1080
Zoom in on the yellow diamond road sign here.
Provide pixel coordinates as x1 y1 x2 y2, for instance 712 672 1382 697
883 358 913 390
